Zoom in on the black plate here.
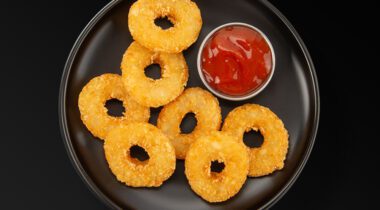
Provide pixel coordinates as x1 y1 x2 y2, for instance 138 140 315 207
59 0 319 209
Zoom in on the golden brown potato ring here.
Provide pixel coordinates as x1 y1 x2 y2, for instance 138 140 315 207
185 131 249 203
222 104 289 177
157 87 222 159
104 123 176 187
128 0 202 53
121 42 188 108
78 74 150 140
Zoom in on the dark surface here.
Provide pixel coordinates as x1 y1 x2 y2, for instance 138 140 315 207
60 0 318 209
1 0 377 209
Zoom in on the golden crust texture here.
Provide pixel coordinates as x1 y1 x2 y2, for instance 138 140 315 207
104 123 176 187
121 42 188 108
222 104 289 177
78 74 150 140
128 0 202 53
185 131 249 203
157 87 222 159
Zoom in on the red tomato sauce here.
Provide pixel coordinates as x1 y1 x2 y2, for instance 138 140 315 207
201 25 273 96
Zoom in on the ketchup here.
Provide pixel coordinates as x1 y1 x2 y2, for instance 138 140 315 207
201 25 273 96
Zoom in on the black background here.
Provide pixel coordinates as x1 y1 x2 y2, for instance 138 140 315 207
1 0 377 209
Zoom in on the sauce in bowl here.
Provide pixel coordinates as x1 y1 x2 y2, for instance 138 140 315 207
198 23 274 100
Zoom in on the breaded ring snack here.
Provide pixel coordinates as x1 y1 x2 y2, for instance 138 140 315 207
121 42 188 107
128 0 202 53
185 131 249 203
78 74 150 140
104 123 176 187
157 87 222 159
222 104 289 177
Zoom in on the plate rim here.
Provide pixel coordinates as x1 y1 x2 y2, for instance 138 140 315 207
58 0 320 209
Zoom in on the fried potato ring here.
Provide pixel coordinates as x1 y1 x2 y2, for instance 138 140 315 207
78 74 150 140
157 87 222 159
128 0 202 53
222 104 289 177
104 123 176 187
121 42 188 108
185 131 249 203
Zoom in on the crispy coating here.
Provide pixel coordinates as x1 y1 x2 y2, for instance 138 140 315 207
121 42 188 108
104 123 176 187
222 104 289 177
157 87 222 159
78 74 150 140
185 131 249 203
128 0 202 53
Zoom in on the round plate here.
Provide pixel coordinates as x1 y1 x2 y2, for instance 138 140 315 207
59 0 320 209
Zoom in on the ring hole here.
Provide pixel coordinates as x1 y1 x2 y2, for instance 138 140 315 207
105 99 125 117
243 129 264 148
145 64 162 80
129 145 149 162
154 16 174 30
180 113 197 134
211 160 225 173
